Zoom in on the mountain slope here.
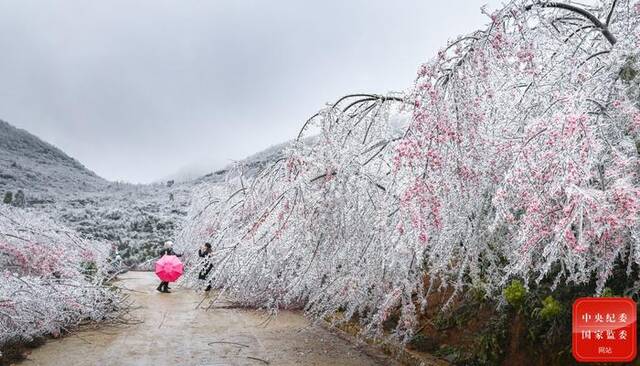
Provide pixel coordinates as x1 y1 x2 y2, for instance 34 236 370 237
0 119 303 266
0 120 107 198
0 119 189 265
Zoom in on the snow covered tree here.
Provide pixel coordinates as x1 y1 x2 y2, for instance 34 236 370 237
3 192 12 205
181 0 640 341
399 0 640 296
0 206 125 347
12 190 25 208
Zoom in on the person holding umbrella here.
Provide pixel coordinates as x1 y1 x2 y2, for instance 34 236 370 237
156 241 182 293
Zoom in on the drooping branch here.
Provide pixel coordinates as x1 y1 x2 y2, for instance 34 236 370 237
525 1 617 45
180 0 640 344
0 206 126 347
605 0 618 26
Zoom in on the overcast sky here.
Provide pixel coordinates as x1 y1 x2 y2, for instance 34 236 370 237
0 0 502 183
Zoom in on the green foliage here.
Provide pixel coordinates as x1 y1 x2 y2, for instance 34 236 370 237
620 59 637 82
600 287 615 297
2 191 12 204
538 296 562 321
12 190 25 207
512 208 526 221
423 250 640 364
473 314 508 366
80 261 98 278
503 279 526 308
469 283 487 302
433 314 508 366
433 300 480 330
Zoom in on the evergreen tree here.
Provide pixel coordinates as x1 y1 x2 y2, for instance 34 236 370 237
3 191 12 204
13 190 25 207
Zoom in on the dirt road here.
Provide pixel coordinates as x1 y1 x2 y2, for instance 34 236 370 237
22 271 392 366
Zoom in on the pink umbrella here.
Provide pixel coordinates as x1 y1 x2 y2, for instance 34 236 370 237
155 255 184 282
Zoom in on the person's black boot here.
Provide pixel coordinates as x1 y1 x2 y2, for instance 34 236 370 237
156 285 163 292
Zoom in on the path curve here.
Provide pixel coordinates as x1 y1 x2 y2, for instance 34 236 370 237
23 271 392 366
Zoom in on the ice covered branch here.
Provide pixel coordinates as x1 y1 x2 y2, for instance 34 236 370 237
0 206 125 346
525 1 617 45
181 0 640 342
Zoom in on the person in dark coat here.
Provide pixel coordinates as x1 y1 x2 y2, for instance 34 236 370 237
156 241 182 293
198 243 214 291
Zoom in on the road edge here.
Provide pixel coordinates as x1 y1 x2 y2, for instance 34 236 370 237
318 320 450 366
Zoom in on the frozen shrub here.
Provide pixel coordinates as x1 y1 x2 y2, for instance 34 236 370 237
3 192 12 205
0 206 124 346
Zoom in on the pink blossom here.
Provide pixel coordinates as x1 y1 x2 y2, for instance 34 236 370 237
631 113 640 132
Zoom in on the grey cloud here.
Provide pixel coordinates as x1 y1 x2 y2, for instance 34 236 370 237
0 0 503 183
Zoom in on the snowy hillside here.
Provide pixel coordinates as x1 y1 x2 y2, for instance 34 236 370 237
0 119 191 265
0 118 299 266
194 140 292 185
0 120 107 200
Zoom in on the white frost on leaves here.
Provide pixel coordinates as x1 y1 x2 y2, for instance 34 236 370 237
0 206 124 346
180 0 640 342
